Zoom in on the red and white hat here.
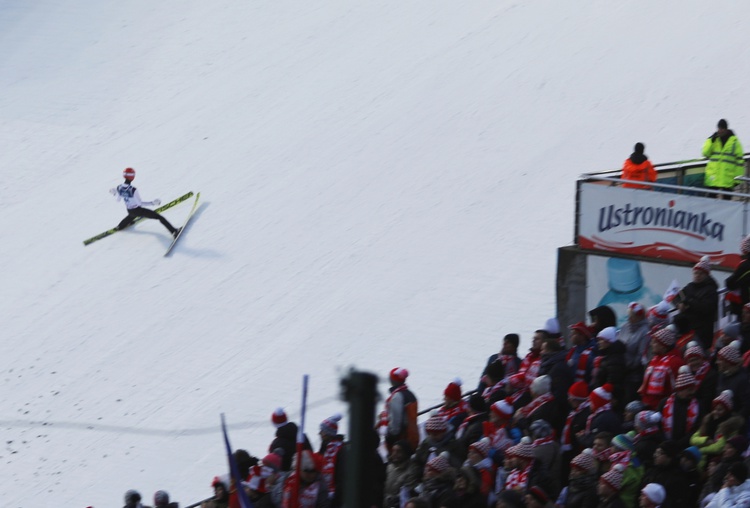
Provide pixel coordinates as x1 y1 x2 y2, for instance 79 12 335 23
600 464 626 492
741 236 750 256
568 381 590 400
123 167 136 180
319 413 342 437
713 390 734 412
589 383 613 409
426 451 451 473
674 365 696 390
389 367 409 384
506 437 534 459
647 301 672 328
570 448 597 474
596 327 618 343
718 340 742 365
444 378 462 401
684 341 706 361
693 256 712 273
628 302 645 318
469 437 491 458
652 326 676 348
635 411 661 431
271 407 288 428
491 399 514 418
569 321 595 339
424 414 448 434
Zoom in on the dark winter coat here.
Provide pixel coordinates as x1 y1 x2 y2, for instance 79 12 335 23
674 275 719 348
726 257 750 316
579 409 622 449
717 367 750 418
695 365 718 416
596 495 627 508
591 340 627 411
269 422 312 471
538 349 574 432
633 431 662 470
414 434 463 471
455 412 488 461
640 461 689 508
564 473 598 508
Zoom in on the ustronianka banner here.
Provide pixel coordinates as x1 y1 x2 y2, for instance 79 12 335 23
578 183 745 268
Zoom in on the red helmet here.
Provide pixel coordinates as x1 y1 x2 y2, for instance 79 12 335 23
123 167 136 181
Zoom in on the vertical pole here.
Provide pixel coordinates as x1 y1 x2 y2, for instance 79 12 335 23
341 370 378 508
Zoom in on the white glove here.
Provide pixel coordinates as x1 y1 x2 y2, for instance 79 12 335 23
152 198 161 206
109 188 117 196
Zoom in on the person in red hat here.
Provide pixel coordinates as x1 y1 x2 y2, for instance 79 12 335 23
638 326 684 409
565 322 597 385
110 167 181 238
560 381 591 477
435 378 469 434
657 366 700 448
378 367 419 451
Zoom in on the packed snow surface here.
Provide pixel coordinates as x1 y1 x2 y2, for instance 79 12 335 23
2 1 749 506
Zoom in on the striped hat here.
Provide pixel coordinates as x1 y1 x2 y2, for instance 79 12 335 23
635 411 661 432
652 325 676 348
389 367 409 383
693 256 712 273
589 383 613 409
713 390 734 411
424 414 448 434
600 464 626 491
741 235 750 255
426 451 451 473
647 301 672 328
469 437 491 458
675 365 696 390
507 437 534 459
491 399 514 418
570 448 597 473
612 433 635 452
718 340 742 365
684 341 705 361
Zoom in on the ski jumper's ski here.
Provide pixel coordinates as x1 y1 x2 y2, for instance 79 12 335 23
164 192 200 257
83 191 194 246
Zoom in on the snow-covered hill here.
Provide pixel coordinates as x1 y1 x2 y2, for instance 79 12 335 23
2 1 750 506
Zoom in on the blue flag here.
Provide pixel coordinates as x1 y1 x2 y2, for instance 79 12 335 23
221 414 254 508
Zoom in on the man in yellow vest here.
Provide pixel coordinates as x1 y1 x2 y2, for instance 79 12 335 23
703 119 745 199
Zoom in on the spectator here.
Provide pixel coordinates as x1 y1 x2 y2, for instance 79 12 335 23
524 485 552 508
715 341 750 418
269 408 312 472
201 476 230 508
705 462 750 508
577 384 621 449
153 490 177 508
413 452 455 508
414 414 462 472
679 447 704 508
439 465 486 508
538 337 574 430
591 327 627 413
638 326 684 410
621 142 657 190
556 449 598 508
683 341 718 416
318 414 345 500
640 441 688 507
596 464 627 508
725 235 750 317
608 434 644 508
496 489 525 508
702 434 749 500
124 490 151 508
514 375 559 433
657 366 701 449
561 381 591 459
638 483 666 508
673 257 719 349
619 302 651 404
281 450 330 508
454 394 488 456
481 361 507 405
529 419 561 495
435 379 468 436
622 400 646 434
477 333 522 393
702 118 745 199
483 399 519 456
690 390 740 464
380 367 419 451
248 453 284 508
383 441 420 508
632 411 663 471
566 322 597 384
463 438 495 499
588 305 617 335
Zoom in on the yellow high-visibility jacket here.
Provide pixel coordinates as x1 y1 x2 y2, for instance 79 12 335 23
702 133 745 189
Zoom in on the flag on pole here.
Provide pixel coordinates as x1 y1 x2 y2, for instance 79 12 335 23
221 413 254 508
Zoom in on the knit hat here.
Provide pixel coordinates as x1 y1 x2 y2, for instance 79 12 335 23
319 413 342 437
262 452 283 472
570 448 597 473
641 483 666 505
589 383 613 410
635 411 662 432
718 340 742 365
712 390 734 411
596 326 618 343
390 367 409 384
612 433 635 452
444 378 463 401
647 301 672 328
527 486 549 504
468 393 486 412
624 400 646 414
426 451 451 473
530 419 553 440
469 437 491 458
507 372 526 390
600 464 626 492
684 341 706 361
507 437 534 459
271 408 288 428
693 256 712 273
531 375 552 396
491 399 514 418
628 302 645 318
727 435 750 454
424 413 449 434
674 365 696 390
154 490 170 506
544 317 560 335
718 119 729 129
652 326 676 348
743 235 750 256
212 474 230 489
682 446 702 463
568 381 590 400
569 321 594 339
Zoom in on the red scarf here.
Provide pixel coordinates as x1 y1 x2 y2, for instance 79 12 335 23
379 384 409 427
608 450 631 468
320 439 343 496
504 463 532 492
566 346 594 382
437 399 469 421
483 422 514 453
692 361 710 387
456 412 482 440
482 381 505 402
661 395 699 439
282 473 323 508
497 353 520 378
518 392 553 419
562 400 590 451
532 435 554 447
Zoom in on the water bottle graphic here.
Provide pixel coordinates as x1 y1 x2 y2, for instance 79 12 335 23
597 258 662 327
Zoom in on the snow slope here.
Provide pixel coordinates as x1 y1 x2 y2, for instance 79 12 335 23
2 1 750 505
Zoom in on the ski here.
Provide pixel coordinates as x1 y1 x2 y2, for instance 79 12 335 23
83 191 194 246
164 192 200 256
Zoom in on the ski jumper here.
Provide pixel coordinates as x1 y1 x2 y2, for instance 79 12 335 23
115 182 177 235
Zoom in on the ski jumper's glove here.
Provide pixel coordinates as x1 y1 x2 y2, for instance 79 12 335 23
151 198 161 206
109 188 117 196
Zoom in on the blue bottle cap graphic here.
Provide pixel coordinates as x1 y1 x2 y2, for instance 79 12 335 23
607 258 643 293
